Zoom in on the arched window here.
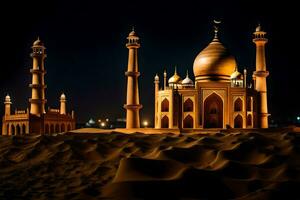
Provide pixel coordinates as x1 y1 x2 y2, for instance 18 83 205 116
22 124 26 134
247 114 252 127
234 98 243 112
55 124 60 133
61 124 65 132
234 115 243 128
161 98 169 112
183 98 193 112
183 115 193 128
161 116 169 128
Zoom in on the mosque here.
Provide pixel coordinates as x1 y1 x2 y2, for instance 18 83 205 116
2 38 76 135
124 21 270 129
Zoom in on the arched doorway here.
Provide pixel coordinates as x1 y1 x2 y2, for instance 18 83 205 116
247 114 252 127
55 124 60 133
6 124 9 135
11 125 15 135
204 93 223 128
45 124 50 134
67 124 71 131
16 124 21 135
183 115 193 128
22 124 26 134
183 98 193 112
50 124 54 134
161 98 169 112
234 98 243 112
234 115 243 128
61 124 65 132
161 115 169 128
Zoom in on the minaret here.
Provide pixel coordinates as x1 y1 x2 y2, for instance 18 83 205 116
4 94 11 116
60 93 66 115
124 28 142 128
163 70 167 90
154 74 159 128
29 37 47 116
253 24 269 128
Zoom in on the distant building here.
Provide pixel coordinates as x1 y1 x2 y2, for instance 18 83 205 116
2 38 76 135
151 22 269 129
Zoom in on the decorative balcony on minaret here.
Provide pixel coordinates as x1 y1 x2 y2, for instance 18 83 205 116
29 37 47 116
124 28 142 128
1 38 76 135
253 24 269 128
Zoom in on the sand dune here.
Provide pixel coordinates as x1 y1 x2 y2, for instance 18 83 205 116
0 128 300 199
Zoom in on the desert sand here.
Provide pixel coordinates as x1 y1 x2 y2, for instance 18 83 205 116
1 128 300 199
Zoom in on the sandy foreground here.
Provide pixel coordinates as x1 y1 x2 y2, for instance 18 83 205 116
1 128 300 199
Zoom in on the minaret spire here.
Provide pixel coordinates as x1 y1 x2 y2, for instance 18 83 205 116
124 28 142 128
253 23 269 128
29 37 47 116
213 19 221 40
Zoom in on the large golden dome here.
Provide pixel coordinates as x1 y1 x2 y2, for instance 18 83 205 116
193 35 236 81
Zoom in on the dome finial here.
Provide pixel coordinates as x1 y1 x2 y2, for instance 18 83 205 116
213 19 221 40
174 66 177 75
186 70 189 78
132 26 135 32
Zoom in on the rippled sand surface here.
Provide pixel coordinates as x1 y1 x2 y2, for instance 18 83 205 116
1 129 300 199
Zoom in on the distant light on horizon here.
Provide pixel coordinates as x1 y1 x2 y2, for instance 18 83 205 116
143 120 149 128
297 116 300 121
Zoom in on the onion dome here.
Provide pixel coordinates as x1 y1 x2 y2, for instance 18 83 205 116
255 24 262 32
168 67 182 84
154 74 159 81
193 21 236 81
33 37 44 46
182 70 194 86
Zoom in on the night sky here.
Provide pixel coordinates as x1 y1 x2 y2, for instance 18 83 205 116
0 0 298 124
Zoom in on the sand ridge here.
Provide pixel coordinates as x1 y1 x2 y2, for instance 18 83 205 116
0 129 300 199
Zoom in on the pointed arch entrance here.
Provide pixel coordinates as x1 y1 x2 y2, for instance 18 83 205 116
161 115 169 128
234 114 243 128
183 115 193 128
204 93 223 128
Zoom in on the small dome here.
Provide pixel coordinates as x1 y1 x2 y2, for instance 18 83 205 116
255 24 262 32
168 68 181 84
129 30 136 36
230 71 243 79
154 74 159 81
60 93 66 99
182 71 194 85
5 94 11 102
33 37 44 46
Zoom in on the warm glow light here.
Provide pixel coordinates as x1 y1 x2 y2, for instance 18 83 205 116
297 116 300 121
106 118 109 122
143 120 148 127
100 122 106 127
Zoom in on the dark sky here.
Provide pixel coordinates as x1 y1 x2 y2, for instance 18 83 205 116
0 0 298 124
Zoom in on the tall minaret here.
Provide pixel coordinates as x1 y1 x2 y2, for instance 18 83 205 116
29 37 47 116
124 28 142 128
154 74 159 128
4 94 11 116
60 93 66 115
253 24 269 128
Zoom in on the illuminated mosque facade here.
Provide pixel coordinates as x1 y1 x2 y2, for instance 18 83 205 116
124 21 270 129
154 22 269 129
2 38 76 135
